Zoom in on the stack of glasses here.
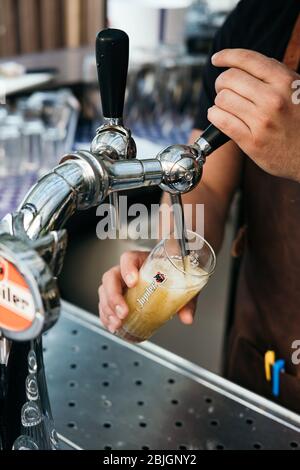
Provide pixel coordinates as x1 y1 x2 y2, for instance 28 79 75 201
0 89 80 180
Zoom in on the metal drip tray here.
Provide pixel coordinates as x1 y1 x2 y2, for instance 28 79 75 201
44 302 300 450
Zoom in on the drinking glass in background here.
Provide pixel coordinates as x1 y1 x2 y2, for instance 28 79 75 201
124 52 205 147
0 124 22 177
20 90 80 174
116 231 216 343
0 111 24 177
0 90 80 179
21 119 45 174
40 127 66 177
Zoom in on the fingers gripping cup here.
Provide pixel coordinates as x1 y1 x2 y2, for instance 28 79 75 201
116 231 216 343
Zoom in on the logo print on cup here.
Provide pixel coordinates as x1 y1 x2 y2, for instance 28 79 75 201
154 272 166 284
0 262 4 282
137 272 167 309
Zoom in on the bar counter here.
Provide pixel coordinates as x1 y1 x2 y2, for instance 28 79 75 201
44 301 300 450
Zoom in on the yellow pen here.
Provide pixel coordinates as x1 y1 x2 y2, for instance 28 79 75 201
264 350 275 381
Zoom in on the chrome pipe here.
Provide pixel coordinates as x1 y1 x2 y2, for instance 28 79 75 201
16 159 95 240
108 158 163 191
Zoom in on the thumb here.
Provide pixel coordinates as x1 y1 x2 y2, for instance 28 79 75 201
120 250 149 288
178 298 197 325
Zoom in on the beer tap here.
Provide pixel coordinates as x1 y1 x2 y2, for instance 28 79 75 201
0 28 229 450
91 29 136 232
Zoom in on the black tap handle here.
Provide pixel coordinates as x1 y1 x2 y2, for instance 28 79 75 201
201 124 230 152
96 29 129 119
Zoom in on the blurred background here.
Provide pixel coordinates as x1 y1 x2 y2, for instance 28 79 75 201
0 0 239 375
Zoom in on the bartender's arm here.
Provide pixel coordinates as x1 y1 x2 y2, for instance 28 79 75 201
98 139 242 333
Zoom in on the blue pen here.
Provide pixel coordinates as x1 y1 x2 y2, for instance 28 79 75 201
272 359 285 397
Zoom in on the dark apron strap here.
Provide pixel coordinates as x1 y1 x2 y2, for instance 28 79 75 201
227 12 300 357
283 13 300 70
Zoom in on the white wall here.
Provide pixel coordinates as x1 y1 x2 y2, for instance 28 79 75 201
108 0 189 49
108 0 240 49
208 0 240 11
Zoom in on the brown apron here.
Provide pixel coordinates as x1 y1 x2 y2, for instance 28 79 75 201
227 15 300 413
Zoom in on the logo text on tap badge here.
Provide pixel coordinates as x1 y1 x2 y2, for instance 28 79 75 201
0 257 35 332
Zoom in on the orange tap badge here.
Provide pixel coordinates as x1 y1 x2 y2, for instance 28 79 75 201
0 257 35 332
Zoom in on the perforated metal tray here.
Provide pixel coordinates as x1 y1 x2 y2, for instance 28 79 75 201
44 301 300 450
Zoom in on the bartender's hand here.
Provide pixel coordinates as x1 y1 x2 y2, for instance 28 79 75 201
209 49 300 183
98 251 197 333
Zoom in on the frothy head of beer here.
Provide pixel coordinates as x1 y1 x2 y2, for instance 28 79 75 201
141 256 209 290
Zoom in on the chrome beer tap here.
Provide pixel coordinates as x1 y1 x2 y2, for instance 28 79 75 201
0 29 229 450
91 30 136 232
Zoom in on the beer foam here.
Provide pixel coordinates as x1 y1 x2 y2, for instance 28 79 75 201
140 256 208 290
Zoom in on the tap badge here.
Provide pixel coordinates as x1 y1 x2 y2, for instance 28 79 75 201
0 257 35 332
